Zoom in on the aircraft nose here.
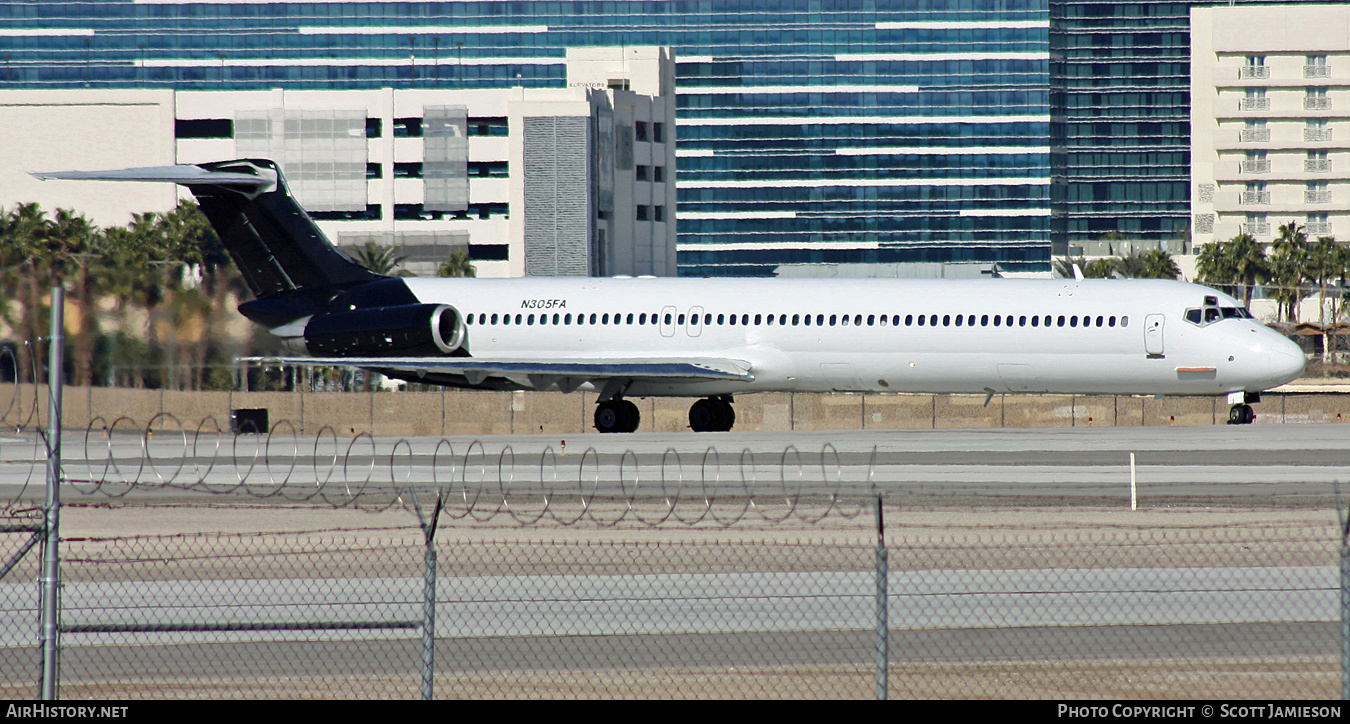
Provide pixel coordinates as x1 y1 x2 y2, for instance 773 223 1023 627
1265 337 1306 387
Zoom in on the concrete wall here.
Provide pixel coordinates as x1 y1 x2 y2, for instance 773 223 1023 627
4 383 1347 436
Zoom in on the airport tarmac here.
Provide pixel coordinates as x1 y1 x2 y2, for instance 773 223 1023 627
1 422 1348 508
2 424 1343 699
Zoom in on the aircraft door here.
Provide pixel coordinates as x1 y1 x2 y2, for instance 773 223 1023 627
820 363 860 392
659 305 677 338
1144 314 1165 357
687 306 704 337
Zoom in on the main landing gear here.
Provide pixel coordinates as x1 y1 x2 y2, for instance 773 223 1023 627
689 397 735 432
592 396 738 433
594 398 641 434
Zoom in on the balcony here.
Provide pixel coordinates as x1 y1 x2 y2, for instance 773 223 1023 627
1305 128 1334 142
1305 65 1332 79
1305 190 1331 204
1305 159 1332 173
1240 97 1271 111
1307 221 1334 236
1240 128 1270 143
1240 66 1270 80
1304 97 1332 111
1240 159 1270 174
1244 221 1271 236
1242 190 1271 205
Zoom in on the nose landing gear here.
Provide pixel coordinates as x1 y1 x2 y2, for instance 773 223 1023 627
1226 391 1259 425
1227 403 1255 425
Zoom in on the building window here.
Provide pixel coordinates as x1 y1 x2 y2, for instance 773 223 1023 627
1245 213 1270 237
1242 151 1269 175
175 118 233 139
468 161 509 178
1241 88 1269 111
311 205 381 221
467 117 508 137
1306 119 1333 142
1308 213 1332 237
1306 55 1331 79
1241 120 1268 143
1306 181 1330 204
636 205 649 221
1242 182 1269 205
635 121 649 142
653 166 665 182
1241 55 1268 79
1306 150 1331 173
653 122 665 143
393 117 423 137
653 206 665 222
1305 88 1331 111
635 165 649 181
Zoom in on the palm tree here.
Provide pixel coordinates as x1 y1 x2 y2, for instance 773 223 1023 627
1268 221 1310 323
1305 235 1349 362
1196 240 1238 298
1057 249 1178 280
349 240 408 276
47 208 100 387
437 247 477 278
1196 233 1267 308
1114 248 1180 280
0 202 49 387
1054 256 1115 279
1227 232 1268 309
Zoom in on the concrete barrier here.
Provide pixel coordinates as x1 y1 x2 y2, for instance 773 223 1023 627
2 381 1348 436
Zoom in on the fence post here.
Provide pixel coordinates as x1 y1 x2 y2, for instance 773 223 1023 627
422 529 437 700
409 489 443 700
39 287 64 700
1339 490 1349 701
873 491 888 700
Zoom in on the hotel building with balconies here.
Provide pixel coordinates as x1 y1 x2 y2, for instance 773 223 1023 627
1191 3 1350 247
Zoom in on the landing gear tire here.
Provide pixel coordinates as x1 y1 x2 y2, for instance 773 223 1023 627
689 398 735 432
595 399 641 433
1227 403 1255 425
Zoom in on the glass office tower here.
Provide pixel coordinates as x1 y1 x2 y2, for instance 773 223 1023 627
1050 1 1194 257
1049 1 1310 259
1 1 1054 276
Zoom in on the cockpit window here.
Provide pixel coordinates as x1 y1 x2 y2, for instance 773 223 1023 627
1185 304 1253 327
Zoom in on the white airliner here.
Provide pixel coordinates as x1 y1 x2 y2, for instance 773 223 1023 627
36 159 1307 432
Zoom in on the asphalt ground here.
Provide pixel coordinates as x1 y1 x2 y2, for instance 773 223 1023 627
3 423 1349 508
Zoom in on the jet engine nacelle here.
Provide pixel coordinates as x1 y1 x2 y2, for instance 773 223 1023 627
300 303 466 357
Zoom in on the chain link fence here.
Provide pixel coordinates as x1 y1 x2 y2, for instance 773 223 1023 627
0 506 1343 699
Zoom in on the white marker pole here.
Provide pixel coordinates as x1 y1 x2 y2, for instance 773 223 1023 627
1130 453 1137 511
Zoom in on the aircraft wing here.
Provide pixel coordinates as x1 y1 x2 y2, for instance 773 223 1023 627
240 355 754 393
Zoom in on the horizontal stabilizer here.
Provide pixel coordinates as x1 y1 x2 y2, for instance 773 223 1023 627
33 164 276 191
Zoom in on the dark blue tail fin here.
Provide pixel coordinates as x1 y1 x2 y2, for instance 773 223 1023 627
36 159 386 326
